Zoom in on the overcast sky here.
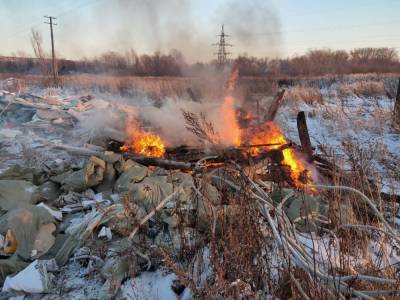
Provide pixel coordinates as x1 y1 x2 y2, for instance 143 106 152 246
0 0 399 62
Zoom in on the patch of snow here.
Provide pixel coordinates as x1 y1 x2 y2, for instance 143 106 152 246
118 270 190 300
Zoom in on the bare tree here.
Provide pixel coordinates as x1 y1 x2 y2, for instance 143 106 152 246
30 28 47 75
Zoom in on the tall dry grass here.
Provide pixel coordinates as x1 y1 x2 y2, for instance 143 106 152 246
285 86 324 105
338 81 386 98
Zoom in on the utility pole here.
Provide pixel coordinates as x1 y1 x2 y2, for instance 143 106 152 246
44 16 57 84
212 24 232 69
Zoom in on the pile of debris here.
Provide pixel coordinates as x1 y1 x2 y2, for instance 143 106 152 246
1 148 399 299
1 81 400 299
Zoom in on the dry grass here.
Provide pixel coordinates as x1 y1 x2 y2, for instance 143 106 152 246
338 81 386 98
286 86 324 104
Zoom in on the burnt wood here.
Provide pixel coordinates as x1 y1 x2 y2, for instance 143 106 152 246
264 90 286 122
296 111 313 162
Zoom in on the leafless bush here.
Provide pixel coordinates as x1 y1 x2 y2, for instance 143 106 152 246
30 29 49 77
182 110 219 145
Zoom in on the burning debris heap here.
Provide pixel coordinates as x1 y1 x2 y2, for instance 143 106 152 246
0 75 399 299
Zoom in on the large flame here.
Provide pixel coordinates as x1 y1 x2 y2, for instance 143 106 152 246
219 69 315 188
121 128 165 158
220 95 241 146
219 68 241 145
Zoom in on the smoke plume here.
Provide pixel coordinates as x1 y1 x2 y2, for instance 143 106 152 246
56 0 281 62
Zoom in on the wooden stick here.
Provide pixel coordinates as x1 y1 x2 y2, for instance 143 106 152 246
128 187 182 240
264 90 286 122
53 144 193 170
122 153 192 170
239 142 285 148
53 144 105 159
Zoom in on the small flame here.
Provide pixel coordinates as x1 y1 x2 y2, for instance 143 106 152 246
227 68 239 92
121 131 165 158
245 122 314 188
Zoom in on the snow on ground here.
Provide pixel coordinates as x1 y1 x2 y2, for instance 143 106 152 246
119 270 191 300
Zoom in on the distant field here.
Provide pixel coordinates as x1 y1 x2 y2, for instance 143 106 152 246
0 72 398 100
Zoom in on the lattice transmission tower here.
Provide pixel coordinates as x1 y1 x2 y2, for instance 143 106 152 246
213 24 232 68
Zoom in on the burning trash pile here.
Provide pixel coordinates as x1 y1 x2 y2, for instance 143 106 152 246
0 76 399 299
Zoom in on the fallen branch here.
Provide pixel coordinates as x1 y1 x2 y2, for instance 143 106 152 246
53 144 105 159
122 153 192 170
307 184 400 246
52 144 193 170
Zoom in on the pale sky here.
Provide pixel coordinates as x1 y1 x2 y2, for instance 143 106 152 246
0 0 399 62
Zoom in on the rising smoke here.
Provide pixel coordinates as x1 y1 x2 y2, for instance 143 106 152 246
57 0 281 62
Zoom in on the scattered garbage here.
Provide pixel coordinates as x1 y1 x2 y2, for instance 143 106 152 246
2 259 57 293
97 226 112 240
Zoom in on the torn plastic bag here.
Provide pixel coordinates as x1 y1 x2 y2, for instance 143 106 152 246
95 163 116 193
129 176 173 213
99 255 137 300
55 204 124 266
0 205 55 260
62 156 106 192
0 255 29 283
113 163 149 193
103 151 123 164
107 203 146 236
39 181 61 202
0 180 41 211
286 195 328 232
2 259 57 293
0 165 45 185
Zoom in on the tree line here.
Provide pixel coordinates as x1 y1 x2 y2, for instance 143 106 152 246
0 47 399 77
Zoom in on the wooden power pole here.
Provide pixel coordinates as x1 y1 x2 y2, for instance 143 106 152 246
44 16 57 84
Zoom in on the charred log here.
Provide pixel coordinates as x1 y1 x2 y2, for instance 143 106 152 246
122 153 192 170
296 111 313 162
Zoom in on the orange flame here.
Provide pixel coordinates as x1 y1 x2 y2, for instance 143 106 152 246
121 130 165 158
219 68 315 188
220 95 241 146
246 122 314 187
